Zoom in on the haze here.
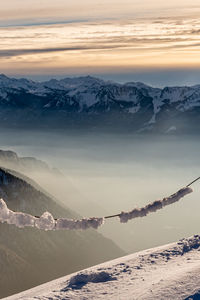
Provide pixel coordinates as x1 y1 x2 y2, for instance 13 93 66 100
0 129 199 253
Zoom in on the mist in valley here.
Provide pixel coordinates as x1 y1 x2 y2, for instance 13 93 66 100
1 129 200 253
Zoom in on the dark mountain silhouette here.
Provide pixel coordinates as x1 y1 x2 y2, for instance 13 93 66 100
0 167 124 298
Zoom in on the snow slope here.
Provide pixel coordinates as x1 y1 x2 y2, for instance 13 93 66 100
5 235 200 300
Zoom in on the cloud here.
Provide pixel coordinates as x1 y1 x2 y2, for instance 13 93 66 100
0 45 128 59
1 39 198 60
0 19 90 28
1 15 200 75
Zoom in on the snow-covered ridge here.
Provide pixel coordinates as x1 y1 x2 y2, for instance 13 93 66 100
0 74 200 112
1 74 200 132
5 235 200 300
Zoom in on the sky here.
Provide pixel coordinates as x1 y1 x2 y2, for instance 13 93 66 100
1 0 200 86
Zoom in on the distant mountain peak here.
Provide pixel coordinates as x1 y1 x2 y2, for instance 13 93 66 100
0 73 9 78
0 74 200 133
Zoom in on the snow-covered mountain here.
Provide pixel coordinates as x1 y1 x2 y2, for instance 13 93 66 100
5 235 200 300
1 74 200 133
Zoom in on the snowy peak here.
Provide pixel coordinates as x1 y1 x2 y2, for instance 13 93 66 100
0 74 200 133
59 75 105 86
0 74 9 80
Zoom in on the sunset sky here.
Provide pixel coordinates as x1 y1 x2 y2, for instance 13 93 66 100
1 0 200 86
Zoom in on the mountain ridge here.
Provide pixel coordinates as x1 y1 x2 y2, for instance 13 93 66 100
0 74 200 133
0 167 124 298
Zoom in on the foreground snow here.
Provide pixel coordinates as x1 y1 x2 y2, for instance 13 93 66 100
4 235 200 300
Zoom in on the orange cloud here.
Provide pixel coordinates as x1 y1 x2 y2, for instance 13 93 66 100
1 13 200 74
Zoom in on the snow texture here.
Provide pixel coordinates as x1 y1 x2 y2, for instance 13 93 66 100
56 217 104 230
0 198 11 221
0 199 36 228
5 235 200 300
0 199 104 231
0 187 193 230
8 211 36 228
35 212 55 231
66 271 116 290
119 187 193 223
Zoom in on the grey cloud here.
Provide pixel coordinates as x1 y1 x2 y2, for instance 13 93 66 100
0 34 52 39
0 18 90 29
1 37 200 59
0 44 126 58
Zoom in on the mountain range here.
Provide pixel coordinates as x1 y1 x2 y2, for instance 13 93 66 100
0 74 200 133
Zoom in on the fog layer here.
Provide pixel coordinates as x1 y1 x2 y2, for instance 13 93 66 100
0 129 199 253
